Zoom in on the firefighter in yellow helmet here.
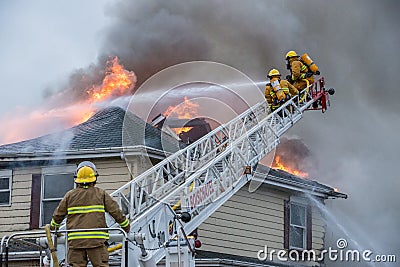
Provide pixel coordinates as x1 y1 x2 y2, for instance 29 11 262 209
285 50 315 91
265 68 299 111
50 161 130 267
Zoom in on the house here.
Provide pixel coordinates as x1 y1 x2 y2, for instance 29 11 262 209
0 106 346 267
196 166 346 266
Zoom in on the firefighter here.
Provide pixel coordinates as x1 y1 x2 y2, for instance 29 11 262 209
50 161 130 267
265 68 298 111
285 50 315 91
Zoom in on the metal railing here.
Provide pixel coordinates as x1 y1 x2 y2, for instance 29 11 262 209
109 100 269 221
1 228 128 267
109 82 320 219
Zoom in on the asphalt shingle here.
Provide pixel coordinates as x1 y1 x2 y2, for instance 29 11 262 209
0 106 178 155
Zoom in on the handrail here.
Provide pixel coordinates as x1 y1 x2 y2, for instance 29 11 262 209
2 227 128 267
106 80 323 227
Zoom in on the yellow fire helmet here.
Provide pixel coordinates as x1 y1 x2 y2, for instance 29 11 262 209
74 161 98 184
268 68 281 78
285 50 298 59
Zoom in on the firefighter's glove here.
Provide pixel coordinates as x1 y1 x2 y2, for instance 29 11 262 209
306 72 313 78
50 219 60 230
49 224 58 231
315 70 320 75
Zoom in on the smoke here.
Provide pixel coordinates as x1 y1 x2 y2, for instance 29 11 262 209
89 0 399 263
98 0 302 85
270 136 317 178
0 56 136 145
2 0 399 263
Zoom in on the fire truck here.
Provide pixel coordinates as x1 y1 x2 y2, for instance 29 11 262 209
0 78 334 266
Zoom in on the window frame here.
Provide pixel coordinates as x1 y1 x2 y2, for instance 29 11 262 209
289 202 308 250
40 165 76 227
284 197 312 251
0 170 12 207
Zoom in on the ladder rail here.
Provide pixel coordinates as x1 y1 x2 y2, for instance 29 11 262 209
52 79 327 266
107 84 318 226
124 90 310 264
109 101 268 219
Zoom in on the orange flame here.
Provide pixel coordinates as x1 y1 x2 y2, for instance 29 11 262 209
164 96 199 134
87 57 135 102
272 156 309 178
72 56 136 125
0 56 136 145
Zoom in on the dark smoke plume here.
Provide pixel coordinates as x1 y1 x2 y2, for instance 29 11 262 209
272 137 317 177
43 0 399 265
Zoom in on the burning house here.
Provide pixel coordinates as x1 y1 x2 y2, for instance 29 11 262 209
0 50 348 267
0 102 346 266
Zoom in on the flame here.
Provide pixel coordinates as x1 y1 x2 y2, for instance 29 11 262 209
272 156 309 178
71 56 136 125
164 96 199 134
0 56 136 145
59 56 136 127
87 57 135 102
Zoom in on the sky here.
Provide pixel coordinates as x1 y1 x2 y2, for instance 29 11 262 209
1 1 399 266
0 0 110 114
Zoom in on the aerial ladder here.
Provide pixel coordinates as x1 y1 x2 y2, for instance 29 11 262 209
0 78 334 266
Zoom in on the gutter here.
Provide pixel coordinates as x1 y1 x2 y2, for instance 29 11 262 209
253 171 347 199
0 145 172 162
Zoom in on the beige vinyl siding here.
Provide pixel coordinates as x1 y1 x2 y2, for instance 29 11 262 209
0 167 40 236
198 185 288 257
198 185 327 267
93 158 132 192
312 206 326 251
0 156 152 237
94 157 155 197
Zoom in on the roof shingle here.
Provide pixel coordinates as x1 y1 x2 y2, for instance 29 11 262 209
0 106 178 155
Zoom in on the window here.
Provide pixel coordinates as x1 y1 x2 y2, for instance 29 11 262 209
284 200 312 250
0 170 12 206
289 203 307 249
40 166 75 226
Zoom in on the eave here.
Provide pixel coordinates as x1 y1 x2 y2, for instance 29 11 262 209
253 171 347 199
0 145 170 164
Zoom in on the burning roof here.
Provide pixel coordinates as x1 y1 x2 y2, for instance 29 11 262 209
0 106 179 157
0 57 136 146
0 105 345 198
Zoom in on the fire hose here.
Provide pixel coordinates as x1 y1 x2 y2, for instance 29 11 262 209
45 224 60 267
108 243 123 252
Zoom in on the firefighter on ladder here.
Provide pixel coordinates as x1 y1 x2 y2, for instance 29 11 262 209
50 161 130 267
285 50 319 91
265 68 298 111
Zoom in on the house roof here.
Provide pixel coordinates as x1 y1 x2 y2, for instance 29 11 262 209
0 106 179 158
255 164 347 199
0 106 345 198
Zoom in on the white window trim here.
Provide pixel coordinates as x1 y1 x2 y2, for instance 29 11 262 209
289 201 308 250
0 170 12 207
40 165 76 227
